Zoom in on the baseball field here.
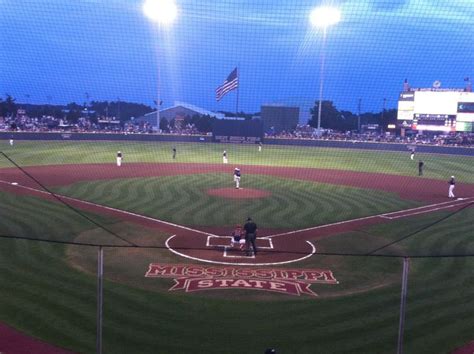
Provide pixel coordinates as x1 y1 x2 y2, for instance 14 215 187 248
1 140 473 354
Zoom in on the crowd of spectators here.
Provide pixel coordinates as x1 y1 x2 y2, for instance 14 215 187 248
0 112 206 136
0 114 154 134
1 114 473 146
265 124 474 147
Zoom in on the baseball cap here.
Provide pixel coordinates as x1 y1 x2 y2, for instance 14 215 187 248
451 176 455 178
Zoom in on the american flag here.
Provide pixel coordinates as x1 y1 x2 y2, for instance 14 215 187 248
216 68 239 101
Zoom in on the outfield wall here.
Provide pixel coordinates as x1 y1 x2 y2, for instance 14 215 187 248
1 131 473 156
263 137 474 156
0 131 212 143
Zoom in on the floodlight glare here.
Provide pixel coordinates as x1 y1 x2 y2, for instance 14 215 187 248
310 6 341 28
143 0 178 25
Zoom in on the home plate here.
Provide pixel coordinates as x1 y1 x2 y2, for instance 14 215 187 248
11 182 18 185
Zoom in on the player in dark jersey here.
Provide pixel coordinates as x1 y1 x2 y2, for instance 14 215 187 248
244 217 258 256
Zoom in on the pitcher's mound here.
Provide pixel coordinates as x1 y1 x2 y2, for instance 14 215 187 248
206 188 271 199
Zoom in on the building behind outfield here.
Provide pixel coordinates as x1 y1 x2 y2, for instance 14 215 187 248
136 102 225 129
397 80 474 134
261 105 299 134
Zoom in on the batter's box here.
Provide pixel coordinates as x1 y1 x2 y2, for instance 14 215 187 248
206 235 273 249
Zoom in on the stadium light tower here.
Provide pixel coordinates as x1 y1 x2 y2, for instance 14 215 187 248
143 0 178 130
310 6 341 137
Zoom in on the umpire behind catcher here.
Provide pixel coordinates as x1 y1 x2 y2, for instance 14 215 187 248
244 217 258 256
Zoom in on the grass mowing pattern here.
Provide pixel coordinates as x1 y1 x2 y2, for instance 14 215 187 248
0 191 473 352
313 207 474 353
1 141 474 353
0 191 118 243
2 140 474 182
52 174 419 228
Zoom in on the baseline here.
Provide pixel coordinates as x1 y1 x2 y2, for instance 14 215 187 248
267 198 473 239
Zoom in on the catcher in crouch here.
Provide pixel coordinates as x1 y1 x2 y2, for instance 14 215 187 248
230 225 245 249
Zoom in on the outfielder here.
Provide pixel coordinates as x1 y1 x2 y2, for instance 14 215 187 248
233 167 241 189
223 150 228 164
116 151 123 166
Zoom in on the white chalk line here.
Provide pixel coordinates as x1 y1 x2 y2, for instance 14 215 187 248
2 179 472 265
0 179 218 238
266 197 473 239
166 235 317 266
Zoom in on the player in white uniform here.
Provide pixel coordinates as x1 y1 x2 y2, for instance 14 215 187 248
9 138 14 146
448 176 456 198
116 151 123 166
234 168 241 189
223 150 228 164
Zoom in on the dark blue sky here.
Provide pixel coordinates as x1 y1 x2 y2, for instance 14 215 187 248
1 0 473 121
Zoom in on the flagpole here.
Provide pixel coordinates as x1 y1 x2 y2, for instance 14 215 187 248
235 67 239 117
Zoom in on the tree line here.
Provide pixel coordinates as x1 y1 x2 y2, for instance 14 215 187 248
1 94 397 133
0 95 153 124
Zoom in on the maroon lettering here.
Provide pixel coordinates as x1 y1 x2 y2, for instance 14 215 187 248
233 268 255 278
248 280 265 288
146 263 336 297
253 269 274 278
282 270 304 280
231 279 253 288
146 264 179 277
205 267 227 277
185 266 205 277
196 279 214 288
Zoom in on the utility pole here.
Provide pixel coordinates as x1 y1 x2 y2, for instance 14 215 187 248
85 92 90 119
117 97 120 121
381 98 387 134
357 98 361 133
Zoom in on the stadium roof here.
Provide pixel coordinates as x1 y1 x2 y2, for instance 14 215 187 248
144 101 225 119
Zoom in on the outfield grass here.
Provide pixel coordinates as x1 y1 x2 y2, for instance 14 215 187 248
2 140 474 182
1 140 473 353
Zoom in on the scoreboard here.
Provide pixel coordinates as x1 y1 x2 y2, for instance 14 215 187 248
397 89 474 132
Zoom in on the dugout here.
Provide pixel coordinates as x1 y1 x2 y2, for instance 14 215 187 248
212 119 263 143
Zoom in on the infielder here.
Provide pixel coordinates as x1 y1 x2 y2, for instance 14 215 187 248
234 167 241 189
223 150 228 164
116 151 123 166
448 176 456 198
